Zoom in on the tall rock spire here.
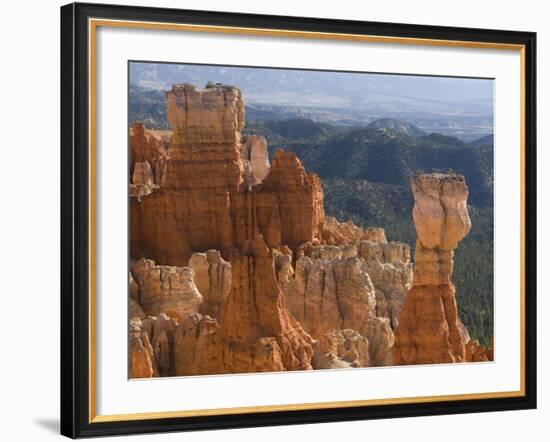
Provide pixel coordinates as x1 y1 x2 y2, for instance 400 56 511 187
393 174 471 365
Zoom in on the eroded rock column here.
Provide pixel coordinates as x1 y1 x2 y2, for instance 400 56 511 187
393 174 471 365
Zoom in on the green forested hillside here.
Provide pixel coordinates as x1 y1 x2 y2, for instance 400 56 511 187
129 85 169 129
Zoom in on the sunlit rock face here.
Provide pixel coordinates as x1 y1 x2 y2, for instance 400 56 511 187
130 258 203 322
241 135 270 187
130 85 245 266
322 216 387 246
411 173 471 251
394 174 475 365
276 249 377 340
313 329 370 369
188 250 232 319
357 240 413 329
276 218 412 367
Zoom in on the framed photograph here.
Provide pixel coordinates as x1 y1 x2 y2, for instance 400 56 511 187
60 2 537 438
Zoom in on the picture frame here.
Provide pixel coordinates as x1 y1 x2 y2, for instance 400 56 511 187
60 2 537 438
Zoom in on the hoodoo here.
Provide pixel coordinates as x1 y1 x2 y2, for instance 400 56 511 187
393 173 474 365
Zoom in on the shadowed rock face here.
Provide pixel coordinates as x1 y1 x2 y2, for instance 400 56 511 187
394 174 484 365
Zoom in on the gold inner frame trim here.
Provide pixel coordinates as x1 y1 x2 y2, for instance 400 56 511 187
88 17 527 424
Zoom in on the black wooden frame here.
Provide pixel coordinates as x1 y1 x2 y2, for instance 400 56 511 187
60 2 537 438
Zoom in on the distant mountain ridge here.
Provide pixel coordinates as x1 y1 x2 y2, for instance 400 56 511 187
470 134 494 148
129 83 493 141
244 123 493 208
130 63 493 112
366 118 425 137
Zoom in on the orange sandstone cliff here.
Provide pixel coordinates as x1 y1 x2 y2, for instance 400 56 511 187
130 84 324 266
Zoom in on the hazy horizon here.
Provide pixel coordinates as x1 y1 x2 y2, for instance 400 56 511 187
129 61 494 140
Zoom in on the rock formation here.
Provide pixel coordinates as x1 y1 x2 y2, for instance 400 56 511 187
129 318 156 378
188 250 232 318
357 240 412 329
129 84 489 378
130 84 324 266
219 235 315 373
241 135 270 187
231 149 324 253
363 317 394 366
276 248 377 339
275 224 411 367
129 85 324 376
322 216 387 245
129 313 179 377
130 259 203 322
313 329 370 369
174 313 222 376
393 174 472 365
129 123 169 199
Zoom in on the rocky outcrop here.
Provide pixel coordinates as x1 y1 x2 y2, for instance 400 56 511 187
129 85 325 377
130 85 244 265
241 135 270 187
363 317 394 366
234 149 324 252
465 339 491 362
174 314 223 376
276 232 408 367
165 84 245 191
130 85 324 266
219 235 315 373
188 250 232 318
276 247 377 340
130 259 203 321
322 216 387 245
129 297 145 319
129 318 156 378
129 313 180 377
313 329 370 369
129 123 169 199
133 236 316 377
358 240 412 329
393 174 472 365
